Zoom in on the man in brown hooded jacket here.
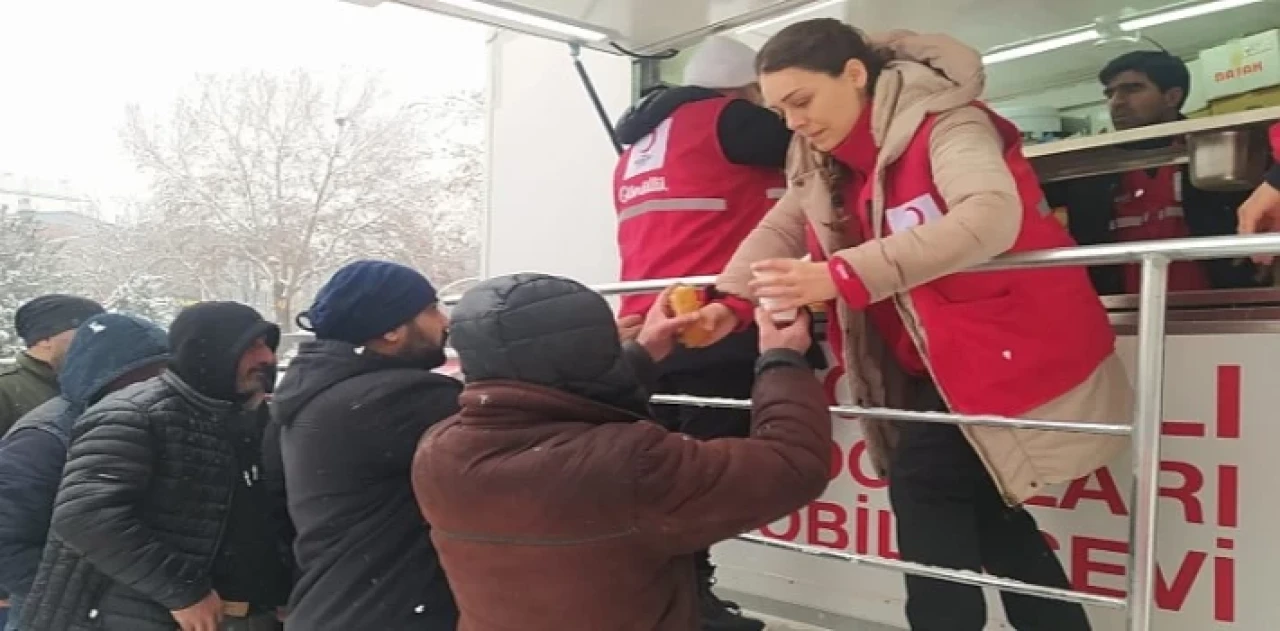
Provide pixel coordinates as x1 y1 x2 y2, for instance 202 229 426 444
412 275 832 631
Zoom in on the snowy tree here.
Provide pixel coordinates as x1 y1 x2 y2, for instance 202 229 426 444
361 90 485 285
50 218 196 330
123 70 485 329
0 207 66 358
102 273 187 327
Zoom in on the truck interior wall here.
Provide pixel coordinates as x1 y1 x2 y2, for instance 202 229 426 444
482 31 632 289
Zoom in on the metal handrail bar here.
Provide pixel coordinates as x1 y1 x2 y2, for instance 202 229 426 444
436 245 1185 628
737 534 1127 609
984 233 1280 270
650 394 1131 435
1125 256 1170 629
438 233 1280 304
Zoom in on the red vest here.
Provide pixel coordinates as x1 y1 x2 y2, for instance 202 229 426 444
1112 167 1210 293
814 106 1115 418
613 98 786 317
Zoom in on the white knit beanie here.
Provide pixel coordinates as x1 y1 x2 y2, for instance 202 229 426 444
682 36 759 89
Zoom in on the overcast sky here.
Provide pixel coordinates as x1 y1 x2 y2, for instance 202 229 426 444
0 0 488 212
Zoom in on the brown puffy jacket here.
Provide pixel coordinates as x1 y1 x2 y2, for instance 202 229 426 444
411 349 830 631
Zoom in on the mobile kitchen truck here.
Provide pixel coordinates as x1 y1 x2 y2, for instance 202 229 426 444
345 1 1280 628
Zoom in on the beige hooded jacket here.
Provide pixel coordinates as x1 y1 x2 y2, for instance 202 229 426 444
717 31 1133 505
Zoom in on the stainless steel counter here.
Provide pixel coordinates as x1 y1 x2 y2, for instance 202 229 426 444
1026 106 1280 182
1104 287 1280 335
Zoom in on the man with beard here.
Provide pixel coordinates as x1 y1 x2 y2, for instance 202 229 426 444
269 260 457 631
19 302 291 631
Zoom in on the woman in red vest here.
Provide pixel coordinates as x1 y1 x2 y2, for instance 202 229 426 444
697 19 1134 630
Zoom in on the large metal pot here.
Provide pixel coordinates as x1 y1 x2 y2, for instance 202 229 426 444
1188 127 1271 192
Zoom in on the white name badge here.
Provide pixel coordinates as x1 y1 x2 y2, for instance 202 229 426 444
885 193 944 235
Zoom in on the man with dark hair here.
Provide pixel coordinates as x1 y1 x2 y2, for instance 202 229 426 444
0 313 170 630
270 260 458 631
0 295 104 434
19 302 291 631
1049 51 1268 295
1098 50 1190 130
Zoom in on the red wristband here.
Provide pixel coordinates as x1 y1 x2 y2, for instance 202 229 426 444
828 258 872 310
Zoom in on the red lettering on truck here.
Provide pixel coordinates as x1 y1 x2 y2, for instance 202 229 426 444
1215 61 1265 82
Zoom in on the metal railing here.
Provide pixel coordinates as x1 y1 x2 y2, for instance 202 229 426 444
8 234 1278 626
442 232 1280 631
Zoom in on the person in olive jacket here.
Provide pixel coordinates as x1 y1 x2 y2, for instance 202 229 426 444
0 295 103 628
412 275 833 631
19 302 290 631
0 295 104 435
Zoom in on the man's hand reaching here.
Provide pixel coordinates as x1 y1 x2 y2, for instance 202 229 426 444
170 591 224 631
617 314 643 342
635 286 700 362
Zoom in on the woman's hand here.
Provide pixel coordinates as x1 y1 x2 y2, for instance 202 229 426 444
748 259 838 313
682 302 739 349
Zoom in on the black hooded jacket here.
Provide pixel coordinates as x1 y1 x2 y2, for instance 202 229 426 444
268 340 461 631
0 314 168 603
20 304 289 631
615 85 792 170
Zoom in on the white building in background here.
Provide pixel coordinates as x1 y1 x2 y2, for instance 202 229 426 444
0 171 95 215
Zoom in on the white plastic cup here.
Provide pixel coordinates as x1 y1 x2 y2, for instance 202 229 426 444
753 269 798 324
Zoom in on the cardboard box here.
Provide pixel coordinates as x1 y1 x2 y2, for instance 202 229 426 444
1199 29 1280 101
1209 84 1280 115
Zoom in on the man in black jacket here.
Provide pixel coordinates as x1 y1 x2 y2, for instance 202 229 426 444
1048 51 1266 295
269 260 458 631
19 302 291 631
0 312 169 630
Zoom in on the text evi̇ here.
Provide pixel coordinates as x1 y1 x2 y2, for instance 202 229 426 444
759 365 1243 623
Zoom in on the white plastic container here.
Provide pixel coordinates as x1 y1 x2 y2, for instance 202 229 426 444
991 105 1063 136
754 269 798 324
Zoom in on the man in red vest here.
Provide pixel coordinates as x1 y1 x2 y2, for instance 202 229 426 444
611 35 792 631
1049 51 1266 294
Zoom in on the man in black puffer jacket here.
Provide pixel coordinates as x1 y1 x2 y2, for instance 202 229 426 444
19 302 291 631
269 260 458 631
0 312 169 629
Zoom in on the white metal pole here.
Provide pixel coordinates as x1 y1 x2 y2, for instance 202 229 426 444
1126 255 1170 631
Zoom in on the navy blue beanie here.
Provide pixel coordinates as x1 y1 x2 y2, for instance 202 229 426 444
298 260 438 345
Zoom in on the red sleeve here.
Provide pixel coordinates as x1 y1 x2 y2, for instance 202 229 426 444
714 295 755 333
1269 123 1279 163
828 258 872 310
1268 124 1280 189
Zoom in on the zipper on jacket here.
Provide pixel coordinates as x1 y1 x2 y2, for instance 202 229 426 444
205 410 239 574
